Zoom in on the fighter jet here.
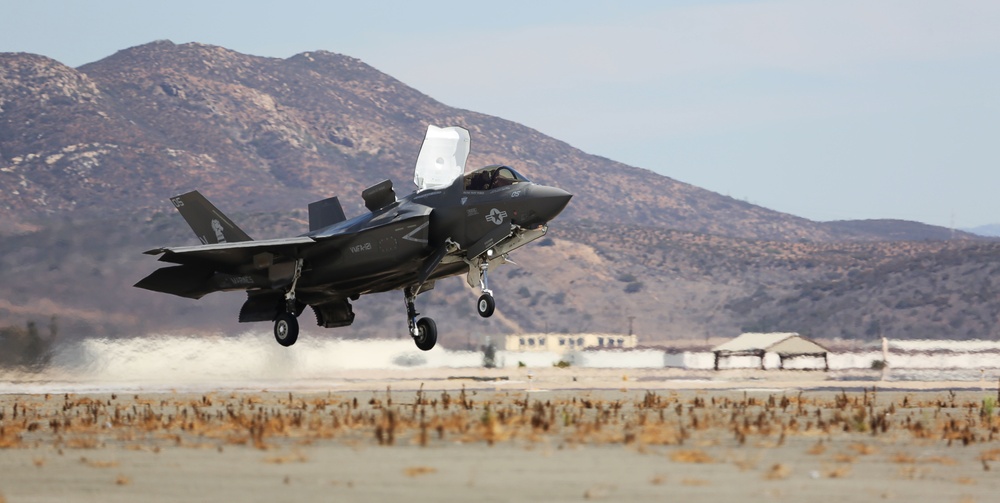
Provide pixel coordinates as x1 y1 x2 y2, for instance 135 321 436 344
135 125 572 350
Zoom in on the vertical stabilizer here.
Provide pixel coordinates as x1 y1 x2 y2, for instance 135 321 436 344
169 191 253 244
308 196 347 231
413 125 470 191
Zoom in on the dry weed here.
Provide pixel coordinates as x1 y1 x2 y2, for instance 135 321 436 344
680 478 710 486
263 451 308 464
764 463 791 480
80 457 119 468
806 441 826 455
889 452 916 464
848 443 877 455
669 449 714 464
404 466 437 477
827 465 852 478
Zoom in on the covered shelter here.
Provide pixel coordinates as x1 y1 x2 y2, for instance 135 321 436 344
712 332 829 371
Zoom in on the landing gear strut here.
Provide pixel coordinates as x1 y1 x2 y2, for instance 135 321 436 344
405 286 437 351
273 259 303 347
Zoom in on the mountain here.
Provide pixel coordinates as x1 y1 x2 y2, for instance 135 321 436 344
2 40 975 242
1 41 997 344
965 224 1000 238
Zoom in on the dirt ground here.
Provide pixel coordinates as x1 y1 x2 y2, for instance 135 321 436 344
1 371 998 502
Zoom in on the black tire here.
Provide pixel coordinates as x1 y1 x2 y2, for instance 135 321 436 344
414 317 437 351
274 312 299 347
477 294 496 318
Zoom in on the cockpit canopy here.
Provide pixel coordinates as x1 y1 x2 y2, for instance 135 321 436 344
463 165 531 191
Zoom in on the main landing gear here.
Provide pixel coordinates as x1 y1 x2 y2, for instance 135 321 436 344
274 259 303 347
274 312 299 347
405 286 437 351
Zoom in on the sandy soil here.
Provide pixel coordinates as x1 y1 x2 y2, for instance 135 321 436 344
1 370 999 502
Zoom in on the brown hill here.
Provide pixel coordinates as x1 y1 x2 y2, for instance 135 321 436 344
2 40 969 241
1 41 995 345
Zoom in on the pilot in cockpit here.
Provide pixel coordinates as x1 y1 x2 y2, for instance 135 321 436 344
467 170 492 191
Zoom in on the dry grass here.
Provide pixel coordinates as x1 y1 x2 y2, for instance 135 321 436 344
806 441 827 455
680 478 710 486
826 465 852 478
848 443 876 455
262 451 308 464
889 452 916 464
403 466 437 477
763 463 791 480
669 449 714 464
80 457 119 469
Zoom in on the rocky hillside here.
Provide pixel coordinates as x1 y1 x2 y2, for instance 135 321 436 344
1 41 995 345
1 41 972 242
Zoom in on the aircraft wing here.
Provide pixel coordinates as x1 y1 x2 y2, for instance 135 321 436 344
145 236 318 269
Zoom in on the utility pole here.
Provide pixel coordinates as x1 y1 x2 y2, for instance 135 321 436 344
627 316 635 336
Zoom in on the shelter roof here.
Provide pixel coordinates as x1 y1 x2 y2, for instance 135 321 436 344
712 332 827 355
768 336 828 355
713 332 797 353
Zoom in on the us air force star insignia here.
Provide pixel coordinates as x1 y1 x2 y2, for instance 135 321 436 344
486 208 508 225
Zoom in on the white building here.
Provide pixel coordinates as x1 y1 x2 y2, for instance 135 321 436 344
505 333 638 353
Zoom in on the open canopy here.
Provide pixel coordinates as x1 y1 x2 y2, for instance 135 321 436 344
413 125 471 191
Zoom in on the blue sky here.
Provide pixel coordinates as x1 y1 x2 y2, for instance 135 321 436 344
4 0 999 228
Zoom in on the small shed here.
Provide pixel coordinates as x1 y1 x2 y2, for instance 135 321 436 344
712 332 828 370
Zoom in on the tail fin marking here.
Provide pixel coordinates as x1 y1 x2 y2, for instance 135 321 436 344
170 191 252 244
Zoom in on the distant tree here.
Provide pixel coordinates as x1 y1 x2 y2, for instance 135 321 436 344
0 319 55 370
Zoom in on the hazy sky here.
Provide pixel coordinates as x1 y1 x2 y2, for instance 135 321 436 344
4 0 999 228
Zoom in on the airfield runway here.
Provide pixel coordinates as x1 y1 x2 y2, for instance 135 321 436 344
1 368 998 502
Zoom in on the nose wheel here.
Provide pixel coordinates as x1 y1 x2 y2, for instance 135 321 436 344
477 293 495 318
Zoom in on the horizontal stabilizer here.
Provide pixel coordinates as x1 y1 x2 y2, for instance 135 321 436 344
134 264 217 299
308 196 347 231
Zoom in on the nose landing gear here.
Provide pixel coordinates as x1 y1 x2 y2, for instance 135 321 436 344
475 254 496 318
274 312 299 347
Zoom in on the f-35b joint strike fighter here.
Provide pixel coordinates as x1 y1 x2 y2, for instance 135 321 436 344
135 125 572 350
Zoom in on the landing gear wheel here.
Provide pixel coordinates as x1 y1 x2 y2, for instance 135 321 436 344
477 293 496 318
414 317 437 351
274 312 299 347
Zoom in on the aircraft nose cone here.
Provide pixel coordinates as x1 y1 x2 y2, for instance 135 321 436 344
532 185 573 222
